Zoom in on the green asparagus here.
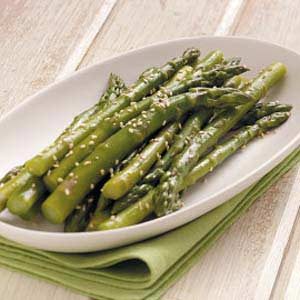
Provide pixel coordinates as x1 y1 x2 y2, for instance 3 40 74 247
62 73 126 134
0 74 127 209
235 101 292 128
94 111 290 230
0 170 32 212
102 122 179 200
224 75 249 89
42 87 247 224
43 65 194 190
185 111 291 187
26 48 200 176
154 62 287 216
64 192 98 232
7 176 47 216
0 166 22 185
111 110 212 214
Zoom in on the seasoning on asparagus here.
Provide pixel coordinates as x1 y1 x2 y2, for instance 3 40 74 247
0 166 22 185
42 87 249 224
154 62 287 216
111 110 213 214
44 60 248 190
26 48 200 176
102 122 179 200
0 74 127 210
95 111 290 230
43 65 195 190
234 101 292 128
64 192 98 232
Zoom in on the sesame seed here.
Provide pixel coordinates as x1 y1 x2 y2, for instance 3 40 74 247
57 177 64 183
31 183 36 188
84 161 91 165
80 144 86 149
76 205 81 209
109 168 114 174
75 162 80 167
95 156 99 160
0 183 4 188
53 163 60 168
89 140 95 145
100 169 105 175
65 188 70 196
91 134 97 139
52 155 57 161
129 128 134 133
115 159 119 165
90 183 95 190
69 172 74 177
69 143 74 149
139 170 144 176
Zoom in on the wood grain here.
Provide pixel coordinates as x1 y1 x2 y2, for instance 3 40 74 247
80 0 230 67
0 0 114 117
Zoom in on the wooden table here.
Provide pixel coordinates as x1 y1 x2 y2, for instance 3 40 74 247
0 1 300 299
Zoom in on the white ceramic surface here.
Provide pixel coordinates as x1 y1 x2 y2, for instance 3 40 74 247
0 36 299 253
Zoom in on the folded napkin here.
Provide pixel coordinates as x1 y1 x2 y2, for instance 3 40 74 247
0 148 299 300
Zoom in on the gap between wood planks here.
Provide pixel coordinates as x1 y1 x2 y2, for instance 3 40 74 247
57 0 118 80
217 0 300 299
50 0 300 298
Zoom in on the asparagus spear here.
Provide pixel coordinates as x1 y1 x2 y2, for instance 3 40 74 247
185 111 291 187
43 65 194 190
64 192 98 232
111 110 212 214
224 75 249 89
62 73 126 134
154 62 287 216
0 166 22 185
7 176 47 216
19 196 46 221
102 122 180 200
235 101 292 128
26 48 200 176
0 170 32 212
0 74 127 210
93 111 290 230
41 87 248 224
44 63 248 190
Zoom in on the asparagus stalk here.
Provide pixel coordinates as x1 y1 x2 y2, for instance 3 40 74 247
7 176 47 216
41 87 247 224
111 110 212 214
0 74 127 211
0 170 32 212
19 196 45 221
102 122 180 200
62 73 126 134
185 111 291 187
235 101 292 128
64 192 98 232
43 65 194 190
0 166 22 185
26 48 200 176
224 75 249 89
154 62 287 216
93 111 290 230
44 62 248 190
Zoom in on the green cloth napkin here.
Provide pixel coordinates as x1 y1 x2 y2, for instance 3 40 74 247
0 148 299 300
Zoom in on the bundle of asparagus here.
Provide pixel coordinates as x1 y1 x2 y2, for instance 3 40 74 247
0 47 291 232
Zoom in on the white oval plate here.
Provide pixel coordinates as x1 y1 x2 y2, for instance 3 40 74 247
0 36 299 253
